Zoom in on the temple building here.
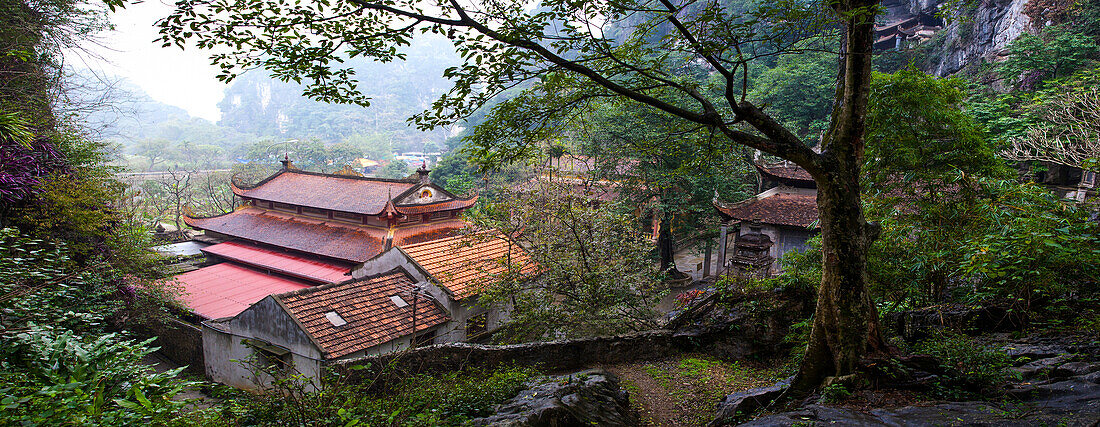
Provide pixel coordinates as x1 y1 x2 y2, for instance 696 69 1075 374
713 162 819 276
170 160 535 388
176 160 477 320
873 13 943 51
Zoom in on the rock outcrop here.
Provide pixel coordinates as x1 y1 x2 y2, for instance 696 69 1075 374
471 369 637 426
880 0 1035 76
729 333 1100 426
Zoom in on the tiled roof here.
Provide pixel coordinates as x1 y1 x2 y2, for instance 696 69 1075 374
185 208 387 263
185 208 469 263
201 241 352 284
172 263 312 319
391 220 469 247
400 231 538 300
232 170 416 215
276 268 448 359
755 162 815 186
716 192 819 228
396 196 478 215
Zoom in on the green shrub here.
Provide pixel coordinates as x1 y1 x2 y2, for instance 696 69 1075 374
212 365 540 426
914 333 1017 398
818 383 851 404
0 327 193 426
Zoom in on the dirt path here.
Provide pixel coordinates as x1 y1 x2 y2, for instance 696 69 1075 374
602 354 786 426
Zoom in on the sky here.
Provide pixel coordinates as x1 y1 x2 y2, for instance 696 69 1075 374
70 0 227 122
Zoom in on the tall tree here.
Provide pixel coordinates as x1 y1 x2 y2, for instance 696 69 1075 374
149 0 887 392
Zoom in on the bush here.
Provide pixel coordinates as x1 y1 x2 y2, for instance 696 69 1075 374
208 365 541 426
818 383 851 404
914 332 1017 398
0 327 193 426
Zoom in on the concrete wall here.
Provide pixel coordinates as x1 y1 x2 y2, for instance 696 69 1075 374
202 296 323 390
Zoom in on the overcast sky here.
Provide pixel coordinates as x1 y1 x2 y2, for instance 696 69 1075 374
71 0 227 122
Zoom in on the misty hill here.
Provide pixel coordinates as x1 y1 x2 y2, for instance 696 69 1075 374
218 36 461 152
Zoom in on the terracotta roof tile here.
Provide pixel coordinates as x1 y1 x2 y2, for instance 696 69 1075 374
400 231 538 300
201 241 352 283
396 195 478 215
185 208 387 262
172 263 312 319
390 220 469 247
716 191 819 228
233 170 417 215
186 208 471 263
276 269 448 359
755 162 815 185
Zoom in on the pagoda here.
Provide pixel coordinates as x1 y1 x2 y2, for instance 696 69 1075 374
175 160 477 320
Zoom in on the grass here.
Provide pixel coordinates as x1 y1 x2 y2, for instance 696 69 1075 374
606 354 785 426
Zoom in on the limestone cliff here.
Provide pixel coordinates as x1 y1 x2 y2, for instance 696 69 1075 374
881 0 1036 76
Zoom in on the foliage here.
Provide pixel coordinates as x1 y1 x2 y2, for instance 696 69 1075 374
469 182 666 342
430 150 480 196
0 0 114 126
818 383 850 404
997 25 1099 91
954 179 1100 308
379 159 411 179
748 39 838 143
202 365 538 426
914 332 1016 398
0 228 191 424
0 327 193 426
865 67 1005 187
344 132 394 161
999 69 1100 172
568 95 755 270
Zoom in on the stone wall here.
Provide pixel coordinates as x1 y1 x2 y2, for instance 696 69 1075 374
329 330 679 387
136 317 205 375
329 287 814 389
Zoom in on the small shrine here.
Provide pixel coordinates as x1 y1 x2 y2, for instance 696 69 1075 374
727 226 775 278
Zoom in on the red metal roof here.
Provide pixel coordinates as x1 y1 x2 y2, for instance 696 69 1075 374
233 170 417 215
716 191 820 228
276 268 448 359
400 230 539 300
201 241 352 284
172 263 312 320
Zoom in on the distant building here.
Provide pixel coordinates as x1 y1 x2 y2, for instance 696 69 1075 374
873 13 944 51
714 162 819 276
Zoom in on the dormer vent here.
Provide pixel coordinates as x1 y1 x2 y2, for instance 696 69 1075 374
325 311 347 327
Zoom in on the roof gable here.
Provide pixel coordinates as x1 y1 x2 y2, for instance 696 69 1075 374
275 268 449 359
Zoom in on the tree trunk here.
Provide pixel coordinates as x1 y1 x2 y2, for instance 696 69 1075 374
791 0 887 392
793 165 887 392
658 216 676 272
